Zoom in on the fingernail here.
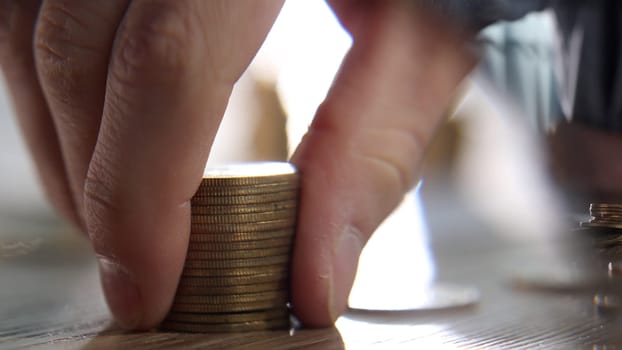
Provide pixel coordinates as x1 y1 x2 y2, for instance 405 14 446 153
330 225 364 321
97 257 142 329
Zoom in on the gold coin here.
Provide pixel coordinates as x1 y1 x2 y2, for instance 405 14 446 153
188 228 294 243
184 255 289 269
191 191 298 206
591 205 622 210
173 290 288 305
201 162 298 182
190 210 296 224
590 218 622 225
165 308 289 323
178 273 286 287
190 218 296 233
581 222 622 230
591 203 622 207
591 217 622 222
170 299 287 313
591 203 622 210
591 216 622 222
591 213 622 218
191 201 297 215
185 246 291 260
194 183 299 197
182 264 289 277
199 174 298 186
198 179 297 189
160 318 290 333
175 279 288 296
590 213 622 220
590 207 622 213
188 238 292 251
591 219 622 224
591 223 622 228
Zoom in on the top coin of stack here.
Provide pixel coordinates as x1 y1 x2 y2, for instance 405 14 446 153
582 203 622 230
161 162 299 333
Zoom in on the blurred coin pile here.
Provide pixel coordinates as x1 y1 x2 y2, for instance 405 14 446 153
161 162 299 333
577 203 622 312
580 203 622 256
582 203 622 230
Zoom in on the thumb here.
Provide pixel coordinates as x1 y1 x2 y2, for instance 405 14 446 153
290 1 475 326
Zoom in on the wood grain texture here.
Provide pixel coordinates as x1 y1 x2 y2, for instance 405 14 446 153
2 203 622 349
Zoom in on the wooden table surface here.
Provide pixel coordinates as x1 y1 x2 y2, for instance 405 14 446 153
2 196 622 349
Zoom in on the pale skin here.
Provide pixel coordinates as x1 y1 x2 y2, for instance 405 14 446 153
0 0 474 329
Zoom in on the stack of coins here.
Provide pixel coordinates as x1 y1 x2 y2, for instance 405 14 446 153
582 203 622 230
161 162 299 333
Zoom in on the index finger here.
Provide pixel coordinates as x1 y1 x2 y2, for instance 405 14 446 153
83 0 283 330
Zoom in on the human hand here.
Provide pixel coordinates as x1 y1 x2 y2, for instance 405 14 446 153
0 0 474 329
0 0 284 329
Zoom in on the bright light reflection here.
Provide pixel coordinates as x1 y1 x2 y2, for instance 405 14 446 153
348 186 436 310
336 317 459 349
250 0 352 151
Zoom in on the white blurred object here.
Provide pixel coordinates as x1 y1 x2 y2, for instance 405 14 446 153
251 0 352 152
211 1 351 163
348 189 437 311
454 79 567 241
0 75 55 218
208 73 264 164
478 10 561 131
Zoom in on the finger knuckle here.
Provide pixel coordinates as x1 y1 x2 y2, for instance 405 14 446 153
111 2 195 87
311 99 350 134
34 3 91 62
33 3 95 102
311 99 424 194
83 155 120 245
359 127 424 194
